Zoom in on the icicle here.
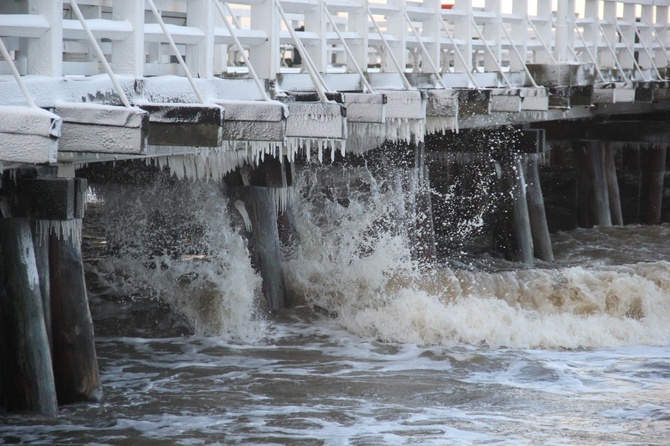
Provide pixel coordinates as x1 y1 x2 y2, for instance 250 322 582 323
37 219 83 246
426 117 459 135
269 186 293 214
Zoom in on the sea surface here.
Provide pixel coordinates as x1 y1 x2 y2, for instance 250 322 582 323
2 173 670 445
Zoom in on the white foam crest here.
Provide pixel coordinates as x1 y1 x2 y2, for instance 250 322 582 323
309 263 670 349
89 180 266 341
283 164 670 349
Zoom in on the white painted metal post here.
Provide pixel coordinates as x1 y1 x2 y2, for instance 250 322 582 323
638 5 654 70
655 5 669 68
618 3 636 71
601 1 617 69
534 0 553 63
423 0 442 74
582 0 599 66
453 0 473 73
112 0 144 77
346 0 369 73
187 0 215 79
305 2 327 71
567 0 576 60
483 0 501 72
385 0 407 72
555 0 568 62
510 0 528 71
27 0 63 76
251 0 279 79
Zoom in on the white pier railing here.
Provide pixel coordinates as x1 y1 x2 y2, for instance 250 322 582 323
1 1 668 82
1 1 670 169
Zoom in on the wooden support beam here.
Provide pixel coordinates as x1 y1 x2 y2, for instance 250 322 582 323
11 178 75 220
638 145 667 225
604 144 623 226
523 154 554 262
575 141 612 228
49 226 102 404
0 218 58 417
499 156 534 266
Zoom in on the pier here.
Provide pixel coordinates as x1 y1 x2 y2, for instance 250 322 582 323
2 0 670 415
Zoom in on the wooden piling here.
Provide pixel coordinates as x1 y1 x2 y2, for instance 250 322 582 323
49 224 102 404
638 145 667 224
30 221 52 349
576 141 612 228
523 154 554 262
501 156 534 266
603 144 623 226
0 219 58 416
245 186 287 312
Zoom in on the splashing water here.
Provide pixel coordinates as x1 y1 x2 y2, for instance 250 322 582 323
86 174 266 342
283 162 670 349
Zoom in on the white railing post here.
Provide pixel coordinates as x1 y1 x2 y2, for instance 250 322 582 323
619 3 637 71
534 0 553 63
112 0 144 77
510 0 528 71
385 0 407 72
251 0 279 79
187 0 215 79
347 0 369 73
305 1 327 72
582 0 599 66
601 1 617 69
423 0 442 75
655 5 669 68
27 0 62 76
483 0 501 72
453 0 473 73
555 0 569 62
638 4 654 70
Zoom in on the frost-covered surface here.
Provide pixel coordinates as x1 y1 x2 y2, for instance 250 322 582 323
380 90 426 120
0 106 60 163
342 92 386 123
55 102 146 127
285 102 346 139
0 105 60 135
214 100 288 121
